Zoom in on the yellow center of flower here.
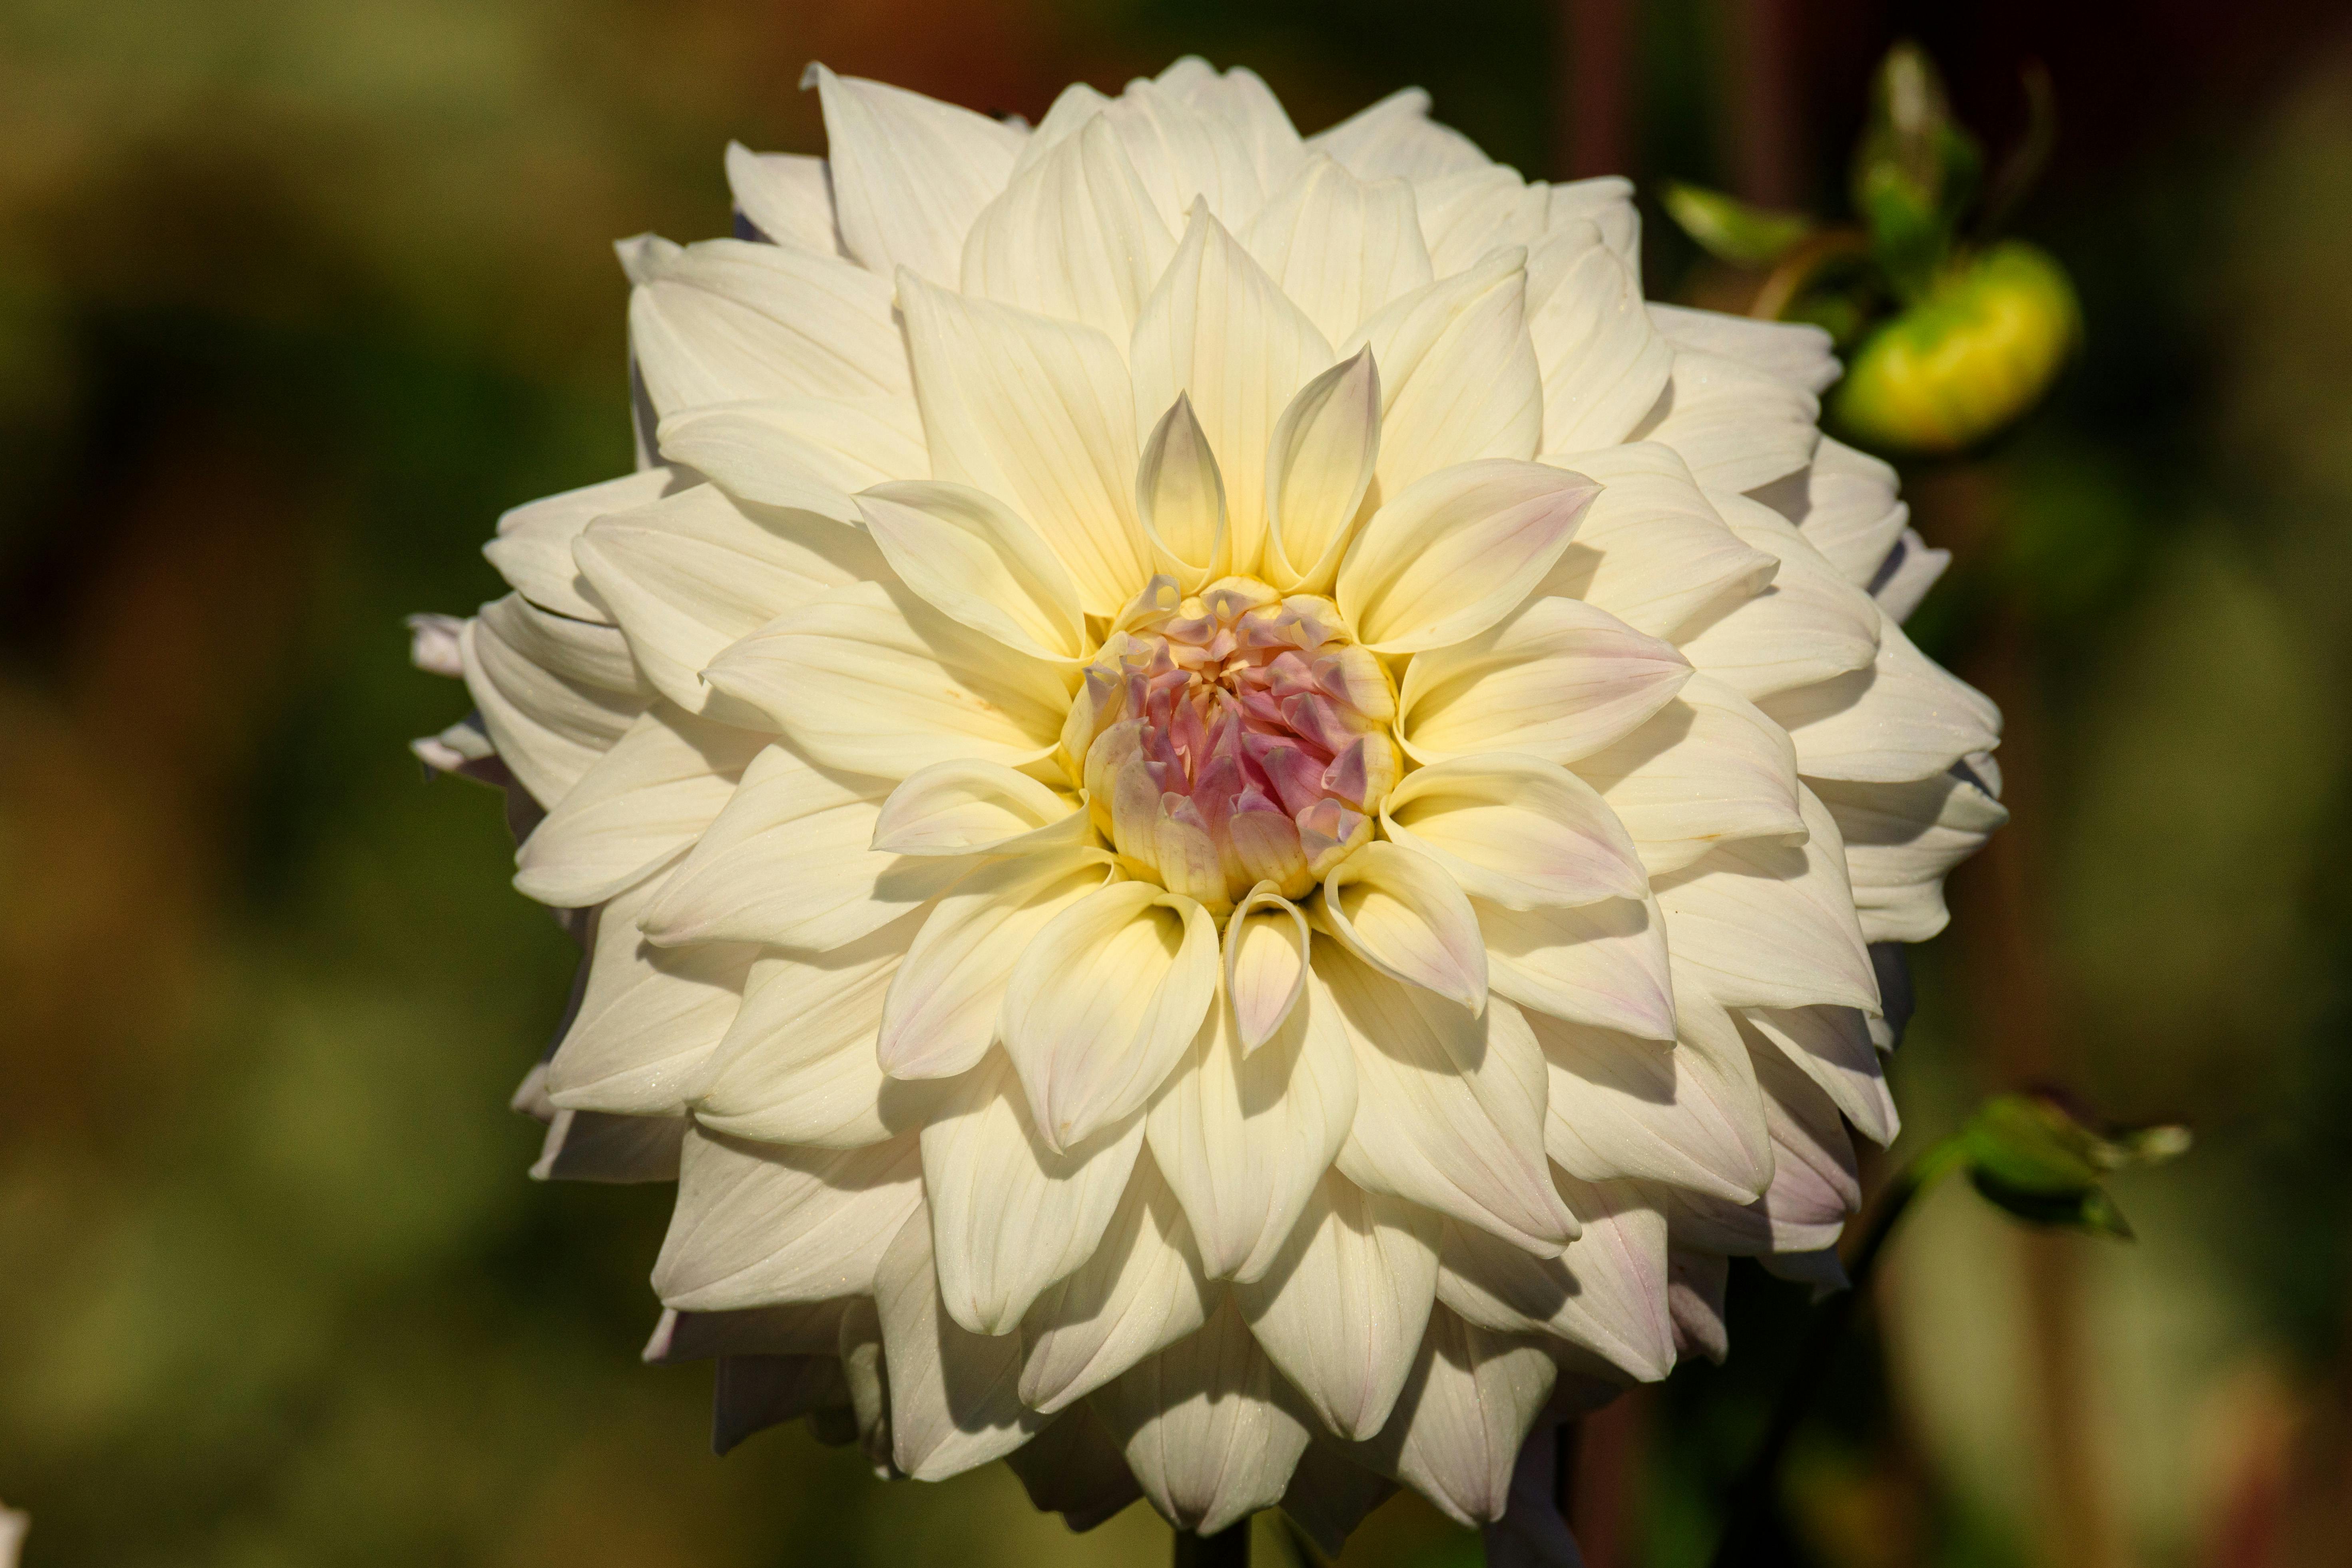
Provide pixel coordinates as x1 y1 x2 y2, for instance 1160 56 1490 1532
1059 575 1400 913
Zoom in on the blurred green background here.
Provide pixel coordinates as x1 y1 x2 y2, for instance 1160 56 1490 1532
5 1 2352 1564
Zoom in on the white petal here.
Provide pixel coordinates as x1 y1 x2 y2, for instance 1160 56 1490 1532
962 114 1176 347
1136 392 1231 589
1004 1406 1146 1532
460 614 644 806
1667 1249 1730 1363
1569 672 1806 879
695 920 947 1148
1309 87 1491 183
1630 349 1819 494
1477 893 1677 1041
652 1129 923 1310
514 704 767 908
877 849 1112 1079
705 578 1075 778
1769 435 1907 588
1675 492 1881 700
1223 885 1311 1053
1001 881 1220 1150
808 64 1025 286
1237 1172 1441 1440
1323 949 1577 1255
628 237 909 416
1529 225 1675 452
486 468 682 622
1336 460 1598 653
873 1203 1044 1479
1665 1031 1860 1258
1525 999 1772 1201
1416 167 1550 275
1342 249 1542 496
1099 80 1269 232
1362 1308 1557 1527
1262 349 1381 592
1019 1153 1210 1413
1242 155 1434 346
1740 1002 1899 1148
657 397 925 509
1872 528 1951 623
1156 61 1307 191
1652 787 1880 1014
870 757 1084 857
1283 1440 1397 1556
1812 769 2007 943
1381 753 1646 911
919 1050 1147 1334
574 482 887 717
1436 1176 1674 1381
723 142 843 255
544 878 757 1115
899 273 1156 614
1758 611 2002 783
1320 841 1488 1010
1147 975 1357 1282
1535 442 1776 639
854 480 1087 661
640 743 969 951
1648 303 1839 394
1094 1296 1312 1536
1397 594 1692 767
476 591 642 694
1130 204 1333 574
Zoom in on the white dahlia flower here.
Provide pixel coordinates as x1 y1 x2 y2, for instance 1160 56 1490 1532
413 57 2005 1552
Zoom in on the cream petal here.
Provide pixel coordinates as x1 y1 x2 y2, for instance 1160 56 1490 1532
1242 155 1434 346
1146 977 1357 1283
639 743 969 952
1665 1034 1860 1259
722 142 843 255
1397 594 1692 767
1525 1000 1772 1202
1527 225 1676 453
920 1050 1147 1334
544 878 757 1116
854 480 1087 662
870 757 1084 857
574 482 888 717
1001 881 1221 1150
460 614 645 807
530 1106 685 1185
1282 1440 1397 1556
1652 787 1880 1015
1740 1003 1898 1148
1320 841 1488 1011
1322 949 1577 1254
1380 753 1646 911
1135 393 1232 589
705 578 1075 778
1004 1405 1146 1532
1630 349 1820 494
872 1203 1045 1480
899 273 1156 614
1674 492 1882 700
1667 1247 1731 1363
1534 442 1777 639
476 592 642 695
652 1129 923 1310
628 237 910 415
1477 893 1677 1042
1335 460 1597 653
1435 1176 1675 1382
1094 1295 1312 1536
1568 672 1806 879
1872 527 1951 623
807 63 1025 287
1019 1153 1211 1413
1130 204 1333 575
1308 87 1490 183
878 849 1112 1080
1223 885 1311 1054
657 397 925 508
1812 769 2008 943
1010 81 1112 175
710 1353 848 1456
1416 167 1551 275
695 919 947 1148
962 113 1176 347
1155 61 1307 191
1236 1171 1441 1440
641 1301 850 1363
514 704 768 909
1758 611 2002 784
1098 80 1269 233
1262 349 1381 592
1342 249 1543 496
1648 302 1839 395
1361 1308 1557 1528
1758 434 1908 589
486 468 683 622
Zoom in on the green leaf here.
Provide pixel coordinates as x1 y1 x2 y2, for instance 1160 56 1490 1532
1951 1092 2189 1240
1659 181 1815 268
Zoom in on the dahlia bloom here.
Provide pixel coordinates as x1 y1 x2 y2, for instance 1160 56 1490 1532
413 58 2004 1550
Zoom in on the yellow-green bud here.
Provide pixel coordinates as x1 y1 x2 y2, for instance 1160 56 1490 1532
1831 240 2080 454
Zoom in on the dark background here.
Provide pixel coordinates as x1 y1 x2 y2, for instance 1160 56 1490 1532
5 1 2352 1564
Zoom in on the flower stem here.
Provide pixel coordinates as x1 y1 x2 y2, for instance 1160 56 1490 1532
1708 1142 1964 1566
1174 1521 1250 1568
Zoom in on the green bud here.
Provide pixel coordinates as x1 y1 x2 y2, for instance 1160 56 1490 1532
1852 42 1983 297
1660 181 1814 268
1831 241 2080 454
1953 1092 2189 1240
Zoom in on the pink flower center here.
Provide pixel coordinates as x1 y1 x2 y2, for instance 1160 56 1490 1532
1061 576 1399 912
